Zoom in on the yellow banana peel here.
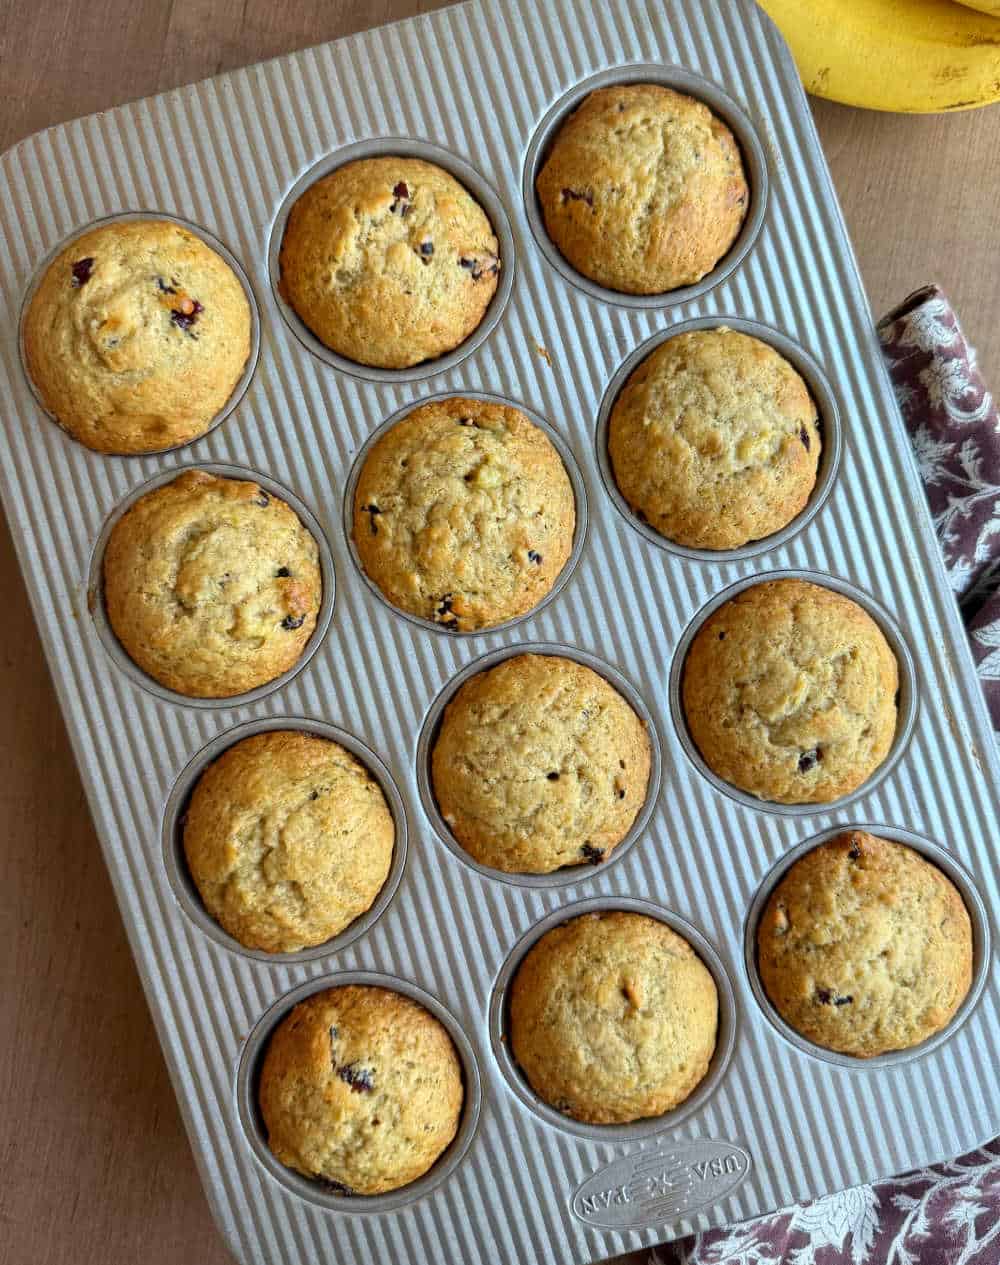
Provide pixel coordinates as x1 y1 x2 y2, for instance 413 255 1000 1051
952 0 1000 15
757 0 1000 112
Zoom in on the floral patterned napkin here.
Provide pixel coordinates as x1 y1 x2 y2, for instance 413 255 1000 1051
629 287 1000 1265
659 1141 1000 1264
883 290 1000 600
879 286 1000 730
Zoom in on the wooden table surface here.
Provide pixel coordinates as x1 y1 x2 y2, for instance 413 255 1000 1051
1 3 998 1262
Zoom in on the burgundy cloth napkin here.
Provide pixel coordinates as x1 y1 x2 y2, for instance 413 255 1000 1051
659 1141 1000 1264
642 287 1000 1265
879 286 1000 732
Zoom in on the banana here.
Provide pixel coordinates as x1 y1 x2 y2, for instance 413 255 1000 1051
757 0 1000 112
953 0 1000 15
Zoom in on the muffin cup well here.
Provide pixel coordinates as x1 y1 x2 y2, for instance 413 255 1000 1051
18 210 261 457
86 462 336 710
743 824 992 1070
235 972 482 1212
342 391 590 639
488 896 738 1142
522 64 769 311
667 569 918 817
267 138 516 384
415 641 663 888
595 317 843 563
162 717 407 963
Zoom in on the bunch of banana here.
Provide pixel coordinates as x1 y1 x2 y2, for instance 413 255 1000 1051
757 0 1000 112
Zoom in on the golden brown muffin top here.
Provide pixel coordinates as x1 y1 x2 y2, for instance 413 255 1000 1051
510 911 718 1123
279 157 499 369
353 397 576 631
259 986 463 1195
103 470 321 698
758 831 973 1057
609 329 820 549
682 580 899 803
24 219 251 453
432 654 651 874
183 731 394 953
537 84 748 294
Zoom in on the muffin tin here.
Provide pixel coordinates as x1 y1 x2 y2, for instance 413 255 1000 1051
0 0 998 1263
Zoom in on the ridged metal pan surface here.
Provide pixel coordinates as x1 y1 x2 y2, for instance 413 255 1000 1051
0 1 998 1262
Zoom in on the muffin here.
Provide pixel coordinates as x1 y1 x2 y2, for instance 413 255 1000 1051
23 219 251 454
103 470 321 698
758 831 973 1057
259 986 463 1195
510 911 718 1124
431 654 651 873
609 329 821 549
536 84 748 295
183 731 394 953
279 157 500 369
353 397 576 631
682 580 899 803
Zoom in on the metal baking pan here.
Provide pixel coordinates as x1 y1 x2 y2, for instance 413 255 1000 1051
1 1 998 1262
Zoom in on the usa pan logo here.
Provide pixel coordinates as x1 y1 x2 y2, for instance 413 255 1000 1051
572 1139 752 1229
